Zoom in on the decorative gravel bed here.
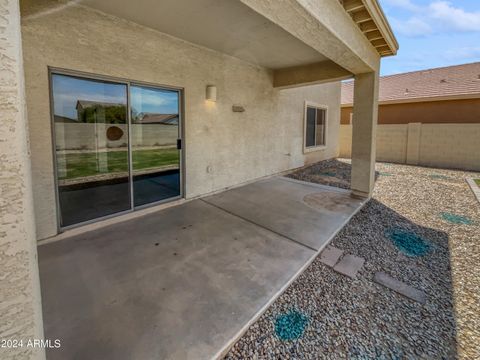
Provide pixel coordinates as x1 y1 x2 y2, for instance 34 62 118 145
225 159 480 359
287 159 352 190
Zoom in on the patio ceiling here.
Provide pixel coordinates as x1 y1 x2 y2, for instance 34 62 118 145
23 0 394 86
77 0 329 69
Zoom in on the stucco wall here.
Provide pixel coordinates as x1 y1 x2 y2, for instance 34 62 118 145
21 1 340 240
341 98 480 125
0 0 44 358
340 123 480 171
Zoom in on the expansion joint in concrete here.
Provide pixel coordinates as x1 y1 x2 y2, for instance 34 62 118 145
200 199 318 252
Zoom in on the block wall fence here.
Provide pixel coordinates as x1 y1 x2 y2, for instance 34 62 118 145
339 123 480 171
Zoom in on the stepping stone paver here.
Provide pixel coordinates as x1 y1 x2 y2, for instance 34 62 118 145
333 254 365 279
319 246 344 267
466 178 480 203
374 272 426 304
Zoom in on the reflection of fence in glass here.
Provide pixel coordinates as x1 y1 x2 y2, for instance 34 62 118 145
55 122 179 185
55 106 179 183
55 123 177 151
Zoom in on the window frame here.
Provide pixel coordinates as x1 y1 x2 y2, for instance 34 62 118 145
303 101 328 153
48 67 186 231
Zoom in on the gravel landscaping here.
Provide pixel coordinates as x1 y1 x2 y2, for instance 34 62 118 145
287 159 353 190
225 159 480 359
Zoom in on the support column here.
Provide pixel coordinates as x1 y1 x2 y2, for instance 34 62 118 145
350 71 379 198
0 1 45 359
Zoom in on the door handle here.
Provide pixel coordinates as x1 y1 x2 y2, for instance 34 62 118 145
177 139 182 150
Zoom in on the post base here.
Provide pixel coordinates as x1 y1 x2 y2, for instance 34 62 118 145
350 189 371 199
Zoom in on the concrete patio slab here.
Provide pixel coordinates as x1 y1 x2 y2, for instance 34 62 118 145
319 246 344 267
333 254 365 279
204 177 365 251
374 272 427 304
38 200 315 360
38 177 365 360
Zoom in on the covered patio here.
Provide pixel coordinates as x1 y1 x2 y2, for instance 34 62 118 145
38 177 365 359
2 1 398 359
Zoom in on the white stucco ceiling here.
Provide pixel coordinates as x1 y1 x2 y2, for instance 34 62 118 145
78 0 328 69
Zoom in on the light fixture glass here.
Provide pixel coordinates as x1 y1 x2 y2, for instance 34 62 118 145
206 85 217 102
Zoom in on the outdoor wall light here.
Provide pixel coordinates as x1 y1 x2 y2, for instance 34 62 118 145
206 85 217 102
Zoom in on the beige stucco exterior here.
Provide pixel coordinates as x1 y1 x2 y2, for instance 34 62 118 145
0 0 45 359
350 71 379 197
21 1 343 240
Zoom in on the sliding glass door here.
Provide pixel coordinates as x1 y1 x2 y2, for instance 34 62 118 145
52 74 131 226
130 85 181 207
51 72 182 228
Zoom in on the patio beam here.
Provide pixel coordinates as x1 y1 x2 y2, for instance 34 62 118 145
359 20 378 33
343 0 365 13
273 60 353 89
239 0 380 74
350 71 379 198
352 10 372 24
0 1 45 358
366 30 384 41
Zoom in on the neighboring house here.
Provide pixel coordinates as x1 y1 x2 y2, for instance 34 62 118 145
76 100 126 111
52 115 77 123
341 62 480 124
2 0 398 356
136 113 179 125
75 100 127 123
339 63 480 170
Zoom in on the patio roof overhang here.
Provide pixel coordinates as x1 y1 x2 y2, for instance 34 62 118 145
26 0 397 88
339 0 399 57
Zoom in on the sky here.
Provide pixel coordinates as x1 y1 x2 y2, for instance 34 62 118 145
52 74 179 119
379 0 480 75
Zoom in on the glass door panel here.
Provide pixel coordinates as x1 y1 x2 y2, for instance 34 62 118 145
130 85 181 207
52 74 130 226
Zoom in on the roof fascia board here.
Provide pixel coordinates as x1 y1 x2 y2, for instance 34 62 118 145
361 0 399 55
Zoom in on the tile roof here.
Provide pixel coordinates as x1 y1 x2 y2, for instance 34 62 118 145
341 62 480 105
136 113 178 125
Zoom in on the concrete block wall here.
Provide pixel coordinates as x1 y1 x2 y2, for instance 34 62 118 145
340 123 480 171
376 124 407 163
419 124 480 170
